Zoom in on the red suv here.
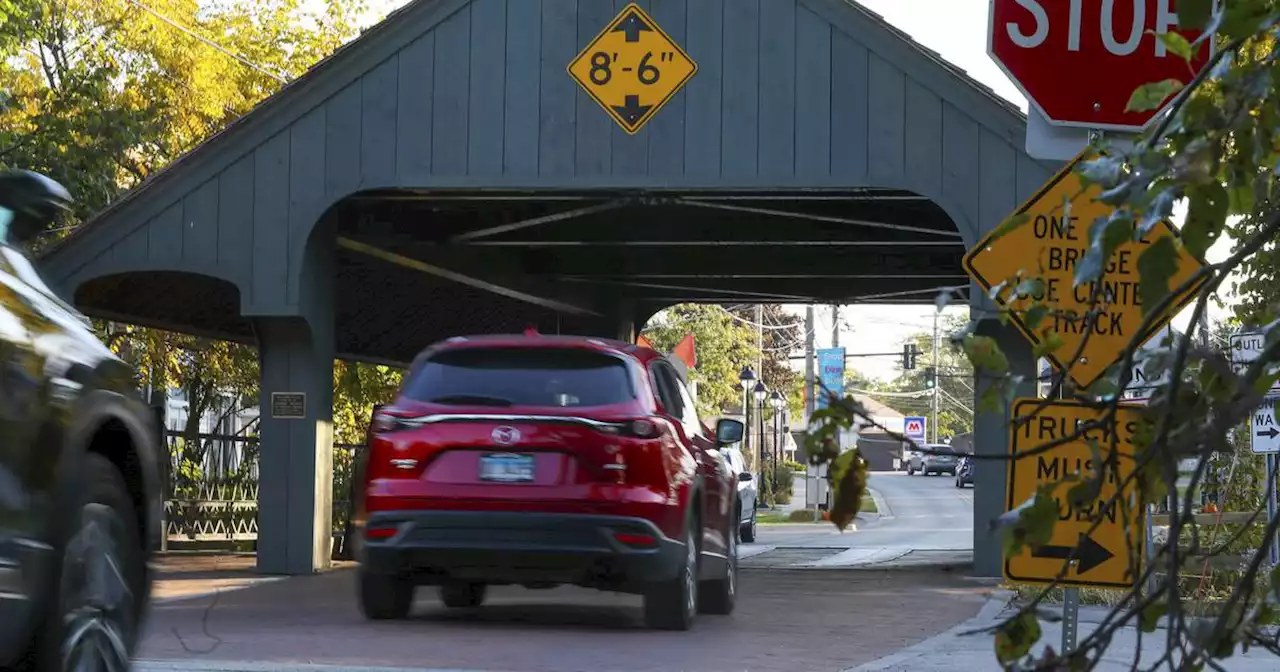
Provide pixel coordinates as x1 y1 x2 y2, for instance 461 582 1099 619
353 334 745 630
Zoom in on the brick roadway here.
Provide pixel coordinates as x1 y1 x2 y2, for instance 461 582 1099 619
136 566 991 672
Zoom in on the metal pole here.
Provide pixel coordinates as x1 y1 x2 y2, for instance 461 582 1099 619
1062 584 1080 653
931 310 940 443
832 304 839 349
742 384 747 473
752 399 762 501
755 304 764 386
805 306 818 521
1268 455 1278 566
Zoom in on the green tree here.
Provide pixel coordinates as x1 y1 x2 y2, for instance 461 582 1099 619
641 304 760 419
2 0 380 453
728 304 806 420
0 0 364 225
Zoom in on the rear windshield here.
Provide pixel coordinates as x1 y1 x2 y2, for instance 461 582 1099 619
403 347 635 408
927 445 955 456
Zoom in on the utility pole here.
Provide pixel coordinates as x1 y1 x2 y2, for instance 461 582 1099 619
755 304 764 385
831 304 839 348
931 310 940 443
804 305 817 521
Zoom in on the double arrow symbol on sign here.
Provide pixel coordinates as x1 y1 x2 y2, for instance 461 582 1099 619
1031 533 1115 575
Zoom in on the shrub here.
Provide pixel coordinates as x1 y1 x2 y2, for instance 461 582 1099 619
772 463 795 504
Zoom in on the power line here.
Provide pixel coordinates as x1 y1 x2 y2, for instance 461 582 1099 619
938 387 974 416
846 387 934 399
123 0 290 84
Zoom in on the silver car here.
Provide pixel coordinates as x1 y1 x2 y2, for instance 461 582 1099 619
907 443 958 476
722 444 759 542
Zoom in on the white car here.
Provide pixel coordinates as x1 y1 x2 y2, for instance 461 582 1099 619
721 444 759 542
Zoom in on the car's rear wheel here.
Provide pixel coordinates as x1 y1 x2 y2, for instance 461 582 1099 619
740 509 757 543
358 569 414 620
644 520 698 630
907 466 915 475
699 515 737 615
33 453 147 672
440 582 486 608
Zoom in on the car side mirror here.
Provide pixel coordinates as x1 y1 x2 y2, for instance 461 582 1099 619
715 418 744 447
738 472 753 483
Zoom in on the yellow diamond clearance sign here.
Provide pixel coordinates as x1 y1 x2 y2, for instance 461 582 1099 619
963 148 1205 390
1005 399 1145 589
568 3 697 135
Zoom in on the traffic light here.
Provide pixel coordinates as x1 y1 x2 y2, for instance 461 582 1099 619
924 366 937 389
902 343 916 370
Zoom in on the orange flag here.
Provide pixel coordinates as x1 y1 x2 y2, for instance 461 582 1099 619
672 333 696 369
636 334 654 348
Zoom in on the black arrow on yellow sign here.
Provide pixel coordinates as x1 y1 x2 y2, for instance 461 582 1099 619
1031 533 1115 575
613 11 653 42
613 95 651 125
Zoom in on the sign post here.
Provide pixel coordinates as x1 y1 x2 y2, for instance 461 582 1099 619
983 0 1212 653
1005 399 1145 652
1233 332 1280 564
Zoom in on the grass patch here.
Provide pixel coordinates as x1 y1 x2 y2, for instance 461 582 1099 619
755 496 877 524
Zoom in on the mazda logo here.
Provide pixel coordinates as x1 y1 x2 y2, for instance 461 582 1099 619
491 426 521 446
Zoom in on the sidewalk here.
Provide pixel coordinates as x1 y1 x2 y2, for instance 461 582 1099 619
848 591 1279 671
149 552 354 604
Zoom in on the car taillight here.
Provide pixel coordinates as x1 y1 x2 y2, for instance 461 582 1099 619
613 531 657 547
371 411 421 433
365 522 401 540
628 418 659 438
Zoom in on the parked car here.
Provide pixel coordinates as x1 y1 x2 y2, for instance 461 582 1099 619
721 442 758 542
354 334 742 630
0 170 164 670
920 444 960 476
955 456 973 488
905 444 949 475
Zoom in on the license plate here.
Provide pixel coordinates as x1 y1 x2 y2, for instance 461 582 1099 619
479 453 535 483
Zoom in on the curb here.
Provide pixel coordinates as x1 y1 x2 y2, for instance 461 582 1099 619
152 577 288 606
841 589 1015 672
135 662 492 672
867 487 893 520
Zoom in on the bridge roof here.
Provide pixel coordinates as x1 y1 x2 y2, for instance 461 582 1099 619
38 0 1053 364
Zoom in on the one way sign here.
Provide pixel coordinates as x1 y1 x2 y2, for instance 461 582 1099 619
1253 403 1280 454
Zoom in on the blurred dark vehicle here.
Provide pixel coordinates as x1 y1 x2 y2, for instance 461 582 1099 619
0 170 164 670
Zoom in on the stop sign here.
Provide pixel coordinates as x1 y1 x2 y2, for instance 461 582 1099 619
988 0 1211 131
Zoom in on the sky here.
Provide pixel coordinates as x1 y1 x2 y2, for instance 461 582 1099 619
350 0 1238 383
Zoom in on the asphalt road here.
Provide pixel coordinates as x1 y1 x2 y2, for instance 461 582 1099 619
744 470 974 564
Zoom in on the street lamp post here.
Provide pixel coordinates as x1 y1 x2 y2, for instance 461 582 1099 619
738 366 756 474
769 390 784 479
753 380 768 505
